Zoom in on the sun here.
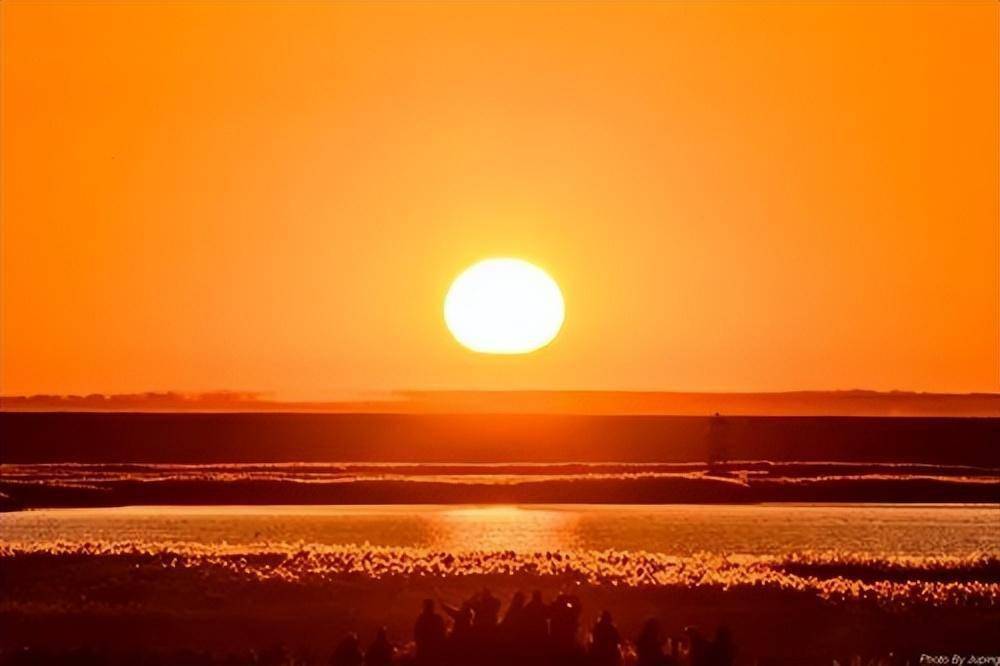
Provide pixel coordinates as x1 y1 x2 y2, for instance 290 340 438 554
445 258 565 354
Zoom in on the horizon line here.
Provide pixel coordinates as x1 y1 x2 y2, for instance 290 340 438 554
2 389 998 418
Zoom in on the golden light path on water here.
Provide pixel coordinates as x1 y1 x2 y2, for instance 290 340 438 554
430 506 581 552
3 503 999 557
3 505 999 610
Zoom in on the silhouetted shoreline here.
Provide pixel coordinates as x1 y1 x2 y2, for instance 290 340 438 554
4 390 1000 417
4 411 998 510
1 460 998 511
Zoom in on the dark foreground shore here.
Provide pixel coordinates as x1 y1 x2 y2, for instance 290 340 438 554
1 544 998 665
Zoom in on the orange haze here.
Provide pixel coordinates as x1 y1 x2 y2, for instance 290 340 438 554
2 1 997 397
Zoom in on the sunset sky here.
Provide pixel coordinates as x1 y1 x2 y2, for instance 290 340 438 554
2 1 997 398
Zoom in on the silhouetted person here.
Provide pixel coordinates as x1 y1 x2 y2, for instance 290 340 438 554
443 600 474 634
443 601 475 664
501 591 526 634
520 590 551 655
331 633 363 666
365 627 394 666
496 591 526 660
473 588 502 629
683 627 711 666
521 590 549 645
588 611 621 666
414 599 447 665
549 592 582 654
709 626 735 666
469 588 502 657
635 619 664 666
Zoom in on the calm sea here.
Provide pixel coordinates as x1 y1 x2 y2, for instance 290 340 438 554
2 503 997 556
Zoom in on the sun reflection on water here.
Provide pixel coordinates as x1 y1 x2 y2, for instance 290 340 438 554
428 506 582 552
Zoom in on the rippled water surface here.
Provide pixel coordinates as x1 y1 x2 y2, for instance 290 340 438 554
3 504 997 556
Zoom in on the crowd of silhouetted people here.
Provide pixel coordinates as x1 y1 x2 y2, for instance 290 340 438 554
2 590 922 666
330 590 735 666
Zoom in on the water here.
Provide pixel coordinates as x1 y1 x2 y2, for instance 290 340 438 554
2 503 997 556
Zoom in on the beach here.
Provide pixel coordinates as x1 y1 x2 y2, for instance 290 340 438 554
2 504 998 664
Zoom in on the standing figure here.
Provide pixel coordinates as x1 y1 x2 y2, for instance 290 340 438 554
635 619 664 666
414 599 447 666
549 592 582 655
443 600 476 664
473 588 502 629
365 627 395 666
588 611 622 666
520 590 551 656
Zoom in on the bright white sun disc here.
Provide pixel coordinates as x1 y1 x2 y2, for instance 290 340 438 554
444 258 565 354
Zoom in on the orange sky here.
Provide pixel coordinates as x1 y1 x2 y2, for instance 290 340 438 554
2 1 997 398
